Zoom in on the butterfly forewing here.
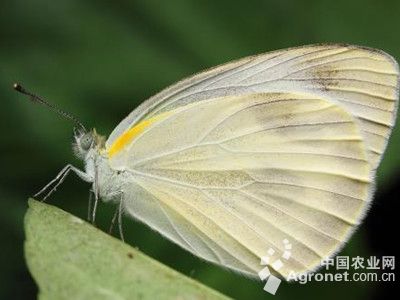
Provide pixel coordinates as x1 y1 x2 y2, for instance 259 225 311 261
107 44 399 169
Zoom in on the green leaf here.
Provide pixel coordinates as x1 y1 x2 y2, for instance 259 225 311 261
24 199 230 300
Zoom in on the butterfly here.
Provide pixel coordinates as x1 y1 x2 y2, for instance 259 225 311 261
15 44 399 279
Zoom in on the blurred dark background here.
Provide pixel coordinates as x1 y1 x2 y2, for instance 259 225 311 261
0 0 399 299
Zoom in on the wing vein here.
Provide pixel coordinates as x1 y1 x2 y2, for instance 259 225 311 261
155 201 197 253
132 178 260 271
235 47 348 84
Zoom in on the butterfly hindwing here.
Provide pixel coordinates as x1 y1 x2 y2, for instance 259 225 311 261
108 92 371 277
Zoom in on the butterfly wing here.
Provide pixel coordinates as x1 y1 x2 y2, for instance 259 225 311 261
107 92 372 278
107 44 399 169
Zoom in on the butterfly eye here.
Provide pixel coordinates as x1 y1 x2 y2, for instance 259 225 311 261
80 133 93 150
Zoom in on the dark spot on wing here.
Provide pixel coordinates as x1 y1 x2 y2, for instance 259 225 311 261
311 66 340 91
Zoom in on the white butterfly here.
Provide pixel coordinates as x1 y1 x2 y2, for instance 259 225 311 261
17 44 399 279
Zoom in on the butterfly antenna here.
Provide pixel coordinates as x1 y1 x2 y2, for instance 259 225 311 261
13 83 86 131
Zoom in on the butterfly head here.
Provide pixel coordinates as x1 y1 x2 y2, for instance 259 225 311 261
72 127 105 159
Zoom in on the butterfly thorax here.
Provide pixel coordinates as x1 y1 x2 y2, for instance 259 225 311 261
72 128 124 203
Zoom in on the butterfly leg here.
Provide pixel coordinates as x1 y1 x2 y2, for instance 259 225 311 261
87 189 94 222
107 192 125 242
34 165 70 198
118 194 125 242
108 205 118 235
34 164 93 202
91 164 100 224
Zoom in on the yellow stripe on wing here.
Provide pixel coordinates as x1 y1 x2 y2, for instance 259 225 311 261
108 112 171 158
